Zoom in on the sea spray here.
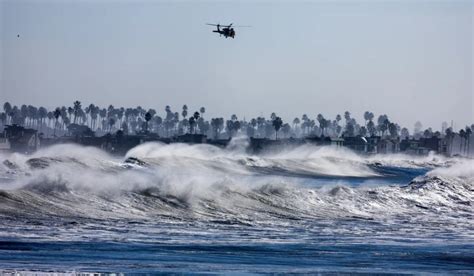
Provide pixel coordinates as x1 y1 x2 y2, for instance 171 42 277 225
0 143 471 224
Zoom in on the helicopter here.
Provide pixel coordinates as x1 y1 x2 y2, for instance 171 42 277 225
206 23 250 39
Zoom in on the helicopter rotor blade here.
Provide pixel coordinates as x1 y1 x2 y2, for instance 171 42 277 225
207 23 251 27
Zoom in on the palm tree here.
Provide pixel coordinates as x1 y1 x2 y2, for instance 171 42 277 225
53 108 61 136
377 115 389 136
3 102 12 124
459 129 466 155
465 126 472 156
211 118 218 138
389 123 399 139
317 114 325 136
189 117 196 134
344 111 351 124
182 105 188 119
20 105 28 126
73 101 82 124
58 107 66 130
91 106 99 130
117 107 125 125
250 118 257 129
363 111 373 126
36 107 47 131
9 105 20 125
233 120 241 135
445 127 454 155
173 112 180 134
136 106 145 118
367 120 376 137
99 108 107 130
108 117 116 132
124 108 132 130
272 117 283 140
47 111 53 129
211 118 224 139
144 112 152 133
28 105 38 128
344 122 355 137
107 105 115 118
181 117 190 134
192 112 200 133
85 104 95 128
293 117 300 128
153 116 163 134
199 107 206 118
226 120 234 137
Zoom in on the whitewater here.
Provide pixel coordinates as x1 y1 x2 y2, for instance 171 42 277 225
0 142 473 274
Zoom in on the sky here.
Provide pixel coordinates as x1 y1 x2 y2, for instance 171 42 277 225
1 0 473 131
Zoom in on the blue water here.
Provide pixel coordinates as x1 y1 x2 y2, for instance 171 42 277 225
0 145 472 274
1 240 473 274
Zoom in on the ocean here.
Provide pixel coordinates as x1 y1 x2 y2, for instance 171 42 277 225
0 142 473 274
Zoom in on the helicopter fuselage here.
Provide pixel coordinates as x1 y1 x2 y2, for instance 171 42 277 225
213 27 235 38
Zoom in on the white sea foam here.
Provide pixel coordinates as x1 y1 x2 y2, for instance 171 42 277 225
0 143 470 230
427 158 474 179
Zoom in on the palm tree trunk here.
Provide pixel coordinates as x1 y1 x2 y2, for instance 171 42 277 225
465 137 468 156
54 119 57 136
467 136 470 156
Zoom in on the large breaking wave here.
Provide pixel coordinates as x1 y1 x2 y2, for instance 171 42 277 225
0 142 471 233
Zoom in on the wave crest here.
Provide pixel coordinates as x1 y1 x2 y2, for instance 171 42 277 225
0 144 471 228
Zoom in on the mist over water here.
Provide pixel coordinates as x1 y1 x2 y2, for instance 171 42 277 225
0 143 473 273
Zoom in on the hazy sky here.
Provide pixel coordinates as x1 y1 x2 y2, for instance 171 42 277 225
1 0 473 131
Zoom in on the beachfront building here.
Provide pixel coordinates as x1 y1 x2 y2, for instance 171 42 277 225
4 125 40 154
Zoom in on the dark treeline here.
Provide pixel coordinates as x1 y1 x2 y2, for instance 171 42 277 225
1 101 473 146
